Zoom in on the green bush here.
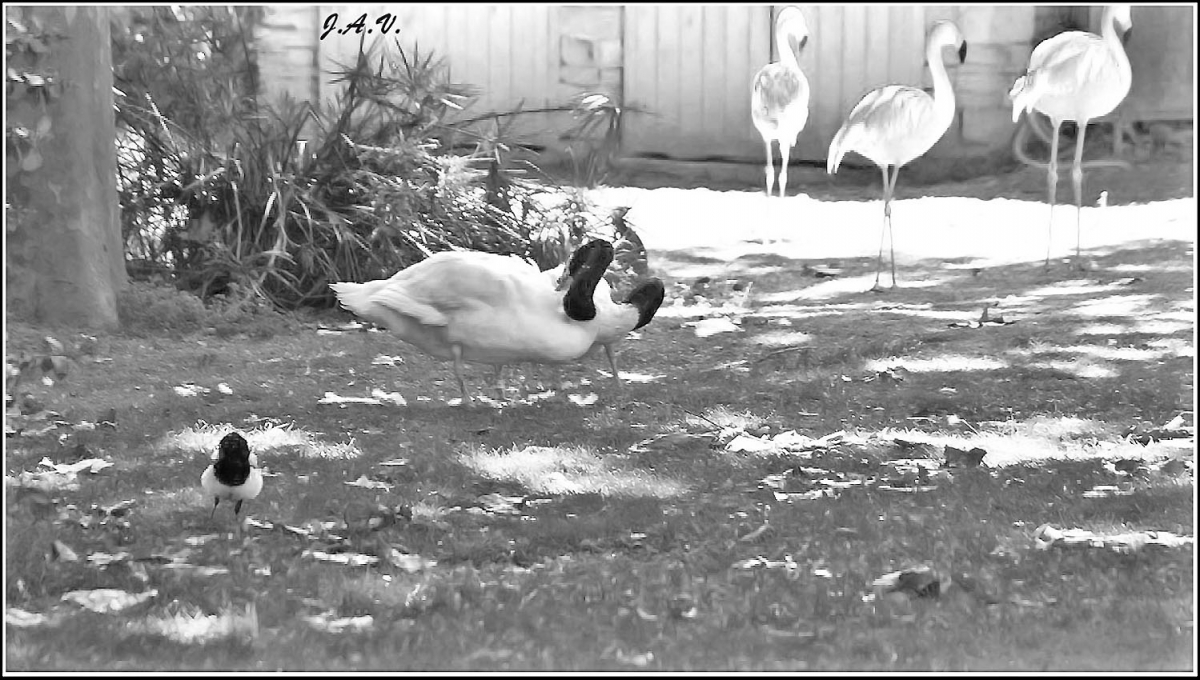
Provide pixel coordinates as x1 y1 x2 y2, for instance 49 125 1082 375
111 10 648 314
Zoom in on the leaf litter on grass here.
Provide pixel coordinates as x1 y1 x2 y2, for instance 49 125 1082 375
6 196 1193 669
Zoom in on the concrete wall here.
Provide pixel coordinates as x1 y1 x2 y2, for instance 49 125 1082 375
251 5 1050 162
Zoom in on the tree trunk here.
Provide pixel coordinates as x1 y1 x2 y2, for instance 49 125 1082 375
6 6 124 329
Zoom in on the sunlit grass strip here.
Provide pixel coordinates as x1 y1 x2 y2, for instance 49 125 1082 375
872 416 1180 468
159 421 362 459
1026 358 1118 379
864 354 1008 373
1068 294 1162 318
1053 345 1172 362
459 444 687 498
126 602 258 645
684 405 765 431
751 330 813 348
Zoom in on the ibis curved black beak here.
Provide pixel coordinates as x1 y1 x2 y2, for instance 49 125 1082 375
562 240 614 322
626 279 666 330
958 41 968 64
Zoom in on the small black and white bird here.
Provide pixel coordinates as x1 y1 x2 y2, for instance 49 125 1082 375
200 432 263 522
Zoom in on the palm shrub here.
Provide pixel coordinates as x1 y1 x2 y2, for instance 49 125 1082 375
113 10 646 311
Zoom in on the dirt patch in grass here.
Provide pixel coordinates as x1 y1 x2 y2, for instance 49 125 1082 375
5 150 1193 670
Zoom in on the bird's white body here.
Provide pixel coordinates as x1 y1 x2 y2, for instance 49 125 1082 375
827 21 967 289
330 251 631 366
1008 5 1133 268
827 23 964 174
1009 11 1132 126
200 458 263 504
828 84 954 172
751 6 811 197
330 247 659 400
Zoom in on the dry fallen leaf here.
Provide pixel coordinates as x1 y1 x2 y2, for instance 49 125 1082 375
5 607 53 628
303 612 373 633
52 540 79 562
943 445 988 468
62 588 157 613
302 549 379 567
387 549 437 573
344 475 393 492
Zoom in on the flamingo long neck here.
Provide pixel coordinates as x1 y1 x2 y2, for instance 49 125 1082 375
776 23 801 71
1100 7 1133 84
927 39 956 123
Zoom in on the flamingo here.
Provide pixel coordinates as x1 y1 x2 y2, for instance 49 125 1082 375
751 6 811 198
827 21 968 290
1009 4 1133 269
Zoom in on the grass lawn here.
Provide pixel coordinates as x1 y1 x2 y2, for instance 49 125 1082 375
5 155 1195 671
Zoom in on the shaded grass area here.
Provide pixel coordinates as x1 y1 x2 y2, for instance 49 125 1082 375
5 232 1194 671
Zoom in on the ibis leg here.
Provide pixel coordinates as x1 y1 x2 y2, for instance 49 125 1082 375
451 345 471 404
604 344 620 386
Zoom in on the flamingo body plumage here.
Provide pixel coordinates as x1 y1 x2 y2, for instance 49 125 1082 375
751 6 811 198
827 21 968 290
1008 4 1133 268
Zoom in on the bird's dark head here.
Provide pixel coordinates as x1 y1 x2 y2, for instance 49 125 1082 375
562 240 615 321
625 278 666 330
565 239 612 277
218 432 251 463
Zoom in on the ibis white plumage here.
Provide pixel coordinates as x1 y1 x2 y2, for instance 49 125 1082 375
1009 4 1133 268
751 6 811 198
330 241 665 403
827 21 968 290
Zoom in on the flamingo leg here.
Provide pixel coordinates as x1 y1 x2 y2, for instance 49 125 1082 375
1045 120 1061 270
778 141 792 198
887 165 901 288
763 139 776 197
872 165 891 291
1071 120 1088 267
